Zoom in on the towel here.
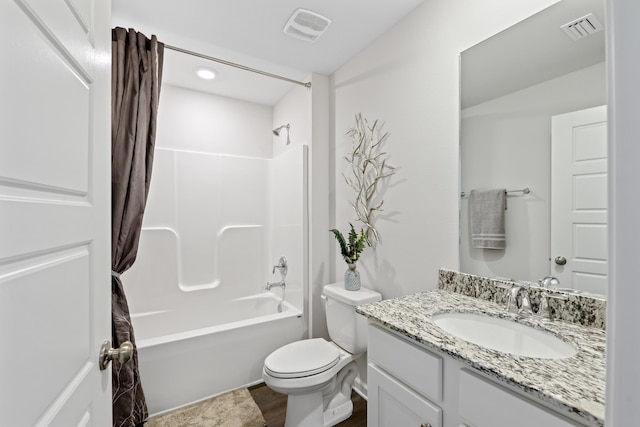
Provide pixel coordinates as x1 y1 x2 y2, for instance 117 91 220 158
470 189 506 250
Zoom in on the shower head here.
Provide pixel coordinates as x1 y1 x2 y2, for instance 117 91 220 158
273 124 291 145
273 124 290 136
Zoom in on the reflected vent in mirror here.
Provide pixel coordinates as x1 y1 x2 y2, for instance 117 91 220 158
560 13 604 41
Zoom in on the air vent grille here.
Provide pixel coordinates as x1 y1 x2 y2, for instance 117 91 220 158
283 9 331 43
560 13 604 41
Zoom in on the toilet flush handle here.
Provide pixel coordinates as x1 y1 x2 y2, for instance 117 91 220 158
320 294 328 309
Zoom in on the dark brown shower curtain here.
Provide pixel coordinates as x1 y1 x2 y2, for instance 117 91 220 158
111 27 164 427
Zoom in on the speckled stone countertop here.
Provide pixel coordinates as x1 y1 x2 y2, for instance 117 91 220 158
357 290 606 426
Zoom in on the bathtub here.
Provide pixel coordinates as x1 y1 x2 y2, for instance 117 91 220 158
132 292 305 415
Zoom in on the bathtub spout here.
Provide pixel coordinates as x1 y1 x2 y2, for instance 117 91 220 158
266 280 286 291
267 280 286 313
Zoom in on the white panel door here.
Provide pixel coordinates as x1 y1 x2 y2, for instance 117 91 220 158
551 105 607 294
0 0 112 425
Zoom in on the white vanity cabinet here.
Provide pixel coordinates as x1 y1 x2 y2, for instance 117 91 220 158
367 323 587 427
458 370 579 427
368 324 443 427
368 365 442 427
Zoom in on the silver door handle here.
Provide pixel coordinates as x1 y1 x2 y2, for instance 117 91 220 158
555 256 567 266
99 340 133 370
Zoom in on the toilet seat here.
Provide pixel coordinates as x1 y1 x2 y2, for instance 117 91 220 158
264 338 340 379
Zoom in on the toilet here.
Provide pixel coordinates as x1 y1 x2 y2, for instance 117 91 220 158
262 283 381 427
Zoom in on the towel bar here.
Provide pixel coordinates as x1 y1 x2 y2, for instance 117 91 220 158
460 187 530 198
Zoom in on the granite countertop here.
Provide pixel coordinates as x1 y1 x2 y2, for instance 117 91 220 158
356 290 606 426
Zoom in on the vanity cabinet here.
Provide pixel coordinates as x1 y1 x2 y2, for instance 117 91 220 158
368 324 443 427
369 365 442 427
458 370 577 427
367 323 586 427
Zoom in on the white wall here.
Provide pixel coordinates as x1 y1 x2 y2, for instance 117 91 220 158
460 62 606 282
329 0 559 299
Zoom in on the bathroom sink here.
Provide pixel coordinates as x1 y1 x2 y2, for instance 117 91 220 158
431 312 576 359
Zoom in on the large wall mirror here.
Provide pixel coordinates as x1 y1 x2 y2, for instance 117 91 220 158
459 0 607 296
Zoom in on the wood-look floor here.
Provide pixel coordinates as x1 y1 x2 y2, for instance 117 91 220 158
248 382 367 427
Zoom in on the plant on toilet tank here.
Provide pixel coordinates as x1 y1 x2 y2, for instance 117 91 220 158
332 113 396 290
330 224 367 290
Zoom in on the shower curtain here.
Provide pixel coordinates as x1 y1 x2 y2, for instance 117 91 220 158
111 27 164 427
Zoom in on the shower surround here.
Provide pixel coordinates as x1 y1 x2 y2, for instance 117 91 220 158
123 145 308 414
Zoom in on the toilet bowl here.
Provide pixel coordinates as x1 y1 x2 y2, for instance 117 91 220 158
262 283 381 427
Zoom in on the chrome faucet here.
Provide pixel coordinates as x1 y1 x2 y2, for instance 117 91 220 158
539 276 560 288
506 284 533 315
267 256 287 291
272 256 288 278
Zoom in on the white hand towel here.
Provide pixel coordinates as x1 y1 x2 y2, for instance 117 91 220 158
470 189 506 250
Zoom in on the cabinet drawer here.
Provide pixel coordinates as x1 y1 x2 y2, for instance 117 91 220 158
369 364 442 427
368 324 442 401
459 370 580 427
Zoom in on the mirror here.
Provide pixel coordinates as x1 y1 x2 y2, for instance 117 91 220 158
459 0 607 296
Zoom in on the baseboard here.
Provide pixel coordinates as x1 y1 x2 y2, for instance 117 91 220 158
246 379 265 390
352 377 368 401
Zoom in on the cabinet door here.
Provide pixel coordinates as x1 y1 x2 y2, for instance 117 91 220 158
369 364 442 427
459 370 580 427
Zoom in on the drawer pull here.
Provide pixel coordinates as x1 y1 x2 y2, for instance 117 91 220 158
420 424 432 427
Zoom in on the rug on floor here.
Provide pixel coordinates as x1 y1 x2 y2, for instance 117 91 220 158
145 387 266 427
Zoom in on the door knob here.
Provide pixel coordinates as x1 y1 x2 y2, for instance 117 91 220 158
99 340 133 370
554 256 567 266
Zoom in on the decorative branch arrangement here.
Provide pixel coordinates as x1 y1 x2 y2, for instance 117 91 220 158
343 113 396 246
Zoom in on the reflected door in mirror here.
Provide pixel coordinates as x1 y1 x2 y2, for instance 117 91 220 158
551 105 607 295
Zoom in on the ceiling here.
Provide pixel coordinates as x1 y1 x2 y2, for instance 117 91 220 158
112 0 424 106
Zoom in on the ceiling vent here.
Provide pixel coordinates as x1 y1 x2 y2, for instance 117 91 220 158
283 8 331 43
560 13 604 41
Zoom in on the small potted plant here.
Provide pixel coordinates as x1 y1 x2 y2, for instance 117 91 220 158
330 223 367 290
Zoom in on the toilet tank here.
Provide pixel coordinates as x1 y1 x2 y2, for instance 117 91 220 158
322 283 382 354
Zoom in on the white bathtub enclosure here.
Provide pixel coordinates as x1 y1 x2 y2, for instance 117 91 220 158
123 131 308 414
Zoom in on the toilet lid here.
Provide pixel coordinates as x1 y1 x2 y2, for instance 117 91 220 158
264 338 340 379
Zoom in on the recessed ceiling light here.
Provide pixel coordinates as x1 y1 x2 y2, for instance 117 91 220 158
196 67 216 80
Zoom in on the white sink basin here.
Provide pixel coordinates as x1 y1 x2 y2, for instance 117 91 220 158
431 312 576 359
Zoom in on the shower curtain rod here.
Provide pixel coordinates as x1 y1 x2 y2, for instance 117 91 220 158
165 44 312 89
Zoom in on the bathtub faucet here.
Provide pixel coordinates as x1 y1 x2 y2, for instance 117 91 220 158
266 280 286 291
272 256 288 278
